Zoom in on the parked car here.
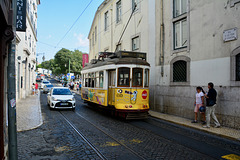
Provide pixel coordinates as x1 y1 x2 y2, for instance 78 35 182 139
36 76 42 82
47 87 76 110
43 84 54 94
40 80 51 89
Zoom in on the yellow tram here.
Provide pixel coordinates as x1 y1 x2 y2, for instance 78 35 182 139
81 51 150 119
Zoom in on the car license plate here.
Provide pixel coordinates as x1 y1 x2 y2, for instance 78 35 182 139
60 103 68 106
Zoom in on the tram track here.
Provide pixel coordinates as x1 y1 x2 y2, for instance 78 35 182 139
59 111 107 160
59 110 146 160
127 117 240 160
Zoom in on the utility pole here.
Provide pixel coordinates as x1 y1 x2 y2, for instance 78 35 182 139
69 59 70 74
7 0 18 159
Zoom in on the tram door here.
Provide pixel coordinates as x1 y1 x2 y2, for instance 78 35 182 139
108 70 116 106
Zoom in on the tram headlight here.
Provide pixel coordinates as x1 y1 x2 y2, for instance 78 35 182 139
125 105 128 108
129 105 133 108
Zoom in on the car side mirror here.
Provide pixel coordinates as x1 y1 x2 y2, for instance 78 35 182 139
47 93 50 95
72 93 75 96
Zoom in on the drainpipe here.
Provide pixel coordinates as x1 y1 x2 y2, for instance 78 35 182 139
110 5 113 52
160 0 164 77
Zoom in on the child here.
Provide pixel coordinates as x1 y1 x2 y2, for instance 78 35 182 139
32 83 35 95
192 86 206 124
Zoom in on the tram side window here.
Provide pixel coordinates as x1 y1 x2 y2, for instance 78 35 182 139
90 73 95 88
88 73 91 87
82 74 85 87
132 68 143 87
96 72 99 88
85 74 89 87
144 69 149 87
99 71 104 88
118 68 130 87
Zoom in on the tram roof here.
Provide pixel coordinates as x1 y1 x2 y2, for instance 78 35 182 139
82 57 150 70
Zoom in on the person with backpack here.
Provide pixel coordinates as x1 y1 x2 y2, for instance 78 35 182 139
192 86 206 124
203 82 220 128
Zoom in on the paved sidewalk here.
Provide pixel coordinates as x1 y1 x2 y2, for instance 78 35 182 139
16 93 43 132
149 110 240 141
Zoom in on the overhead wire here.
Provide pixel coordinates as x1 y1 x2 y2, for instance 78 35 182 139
55 0 94 47
37 0 145 51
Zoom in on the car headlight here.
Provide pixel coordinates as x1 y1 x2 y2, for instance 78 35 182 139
52 97 58 101
69 98 75 101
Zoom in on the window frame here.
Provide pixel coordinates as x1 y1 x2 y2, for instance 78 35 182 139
173 18 187 50
132 0 140 12
132 68 143 87
104 11 109 31
117 67 130 87
116 0 122 23
173 60 187 82
173 0 187 18
170 56 190 86
132 36 140 51
231 46 240 86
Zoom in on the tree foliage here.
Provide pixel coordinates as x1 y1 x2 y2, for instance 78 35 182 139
39 48 85 75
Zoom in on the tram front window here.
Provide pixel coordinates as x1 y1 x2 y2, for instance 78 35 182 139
132 68 143 87
118 68 130 87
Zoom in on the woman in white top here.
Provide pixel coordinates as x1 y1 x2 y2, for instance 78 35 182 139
192 86 206 124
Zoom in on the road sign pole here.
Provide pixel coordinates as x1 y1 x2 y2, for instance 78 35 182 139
8 0 18 159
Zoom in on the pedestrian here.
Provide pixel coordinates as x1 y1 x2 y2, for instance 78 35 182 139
203 82 220 128
79 82 82 93
70 81 74 90
77 83 79 92
192 86 206 124
35 83 39 95
32 83 35 95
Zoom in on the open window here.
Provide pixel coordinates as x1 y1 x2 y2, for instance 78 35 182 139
118 68 130 87
132 68 143 87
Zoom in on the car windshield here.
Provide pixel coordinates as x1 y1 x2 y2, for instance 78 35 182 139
52 89 72 95
43 82 49 84
46 85 53 88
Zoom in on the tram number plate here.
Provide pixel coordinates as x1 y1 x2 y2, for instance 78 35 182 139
60 103 68 106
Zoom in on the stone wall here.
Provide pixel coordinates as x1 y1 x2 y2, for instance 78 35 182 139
150 85 240 129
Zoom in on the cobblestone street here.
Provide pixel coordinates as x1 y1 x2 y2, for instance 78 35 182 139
17 79 240 160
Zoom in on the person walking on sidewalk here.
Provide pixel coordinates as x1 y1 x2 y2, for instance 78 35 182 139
203 82 220 128
35 83 39 95
192 87 206 124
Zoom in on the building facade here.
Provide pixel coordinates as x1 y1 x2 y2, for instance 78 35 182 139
88 0 150 60
89 0 240 129
16 0 40 101
0 0 14 159
153 0 240 129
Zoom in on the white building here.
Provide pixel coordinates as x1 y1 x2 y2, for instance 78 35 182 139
16 0 40 100
89 0 240 129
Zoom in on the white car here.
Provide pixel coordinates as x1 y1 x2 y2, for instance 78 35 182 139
40 80 51 89
47 87 76 110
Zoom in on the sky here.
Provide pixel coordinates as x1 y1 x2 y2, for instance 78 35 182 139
36 0 103 63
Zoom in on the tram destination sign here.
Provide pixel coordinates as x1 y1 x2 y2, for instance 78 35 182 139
16 0 27 32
